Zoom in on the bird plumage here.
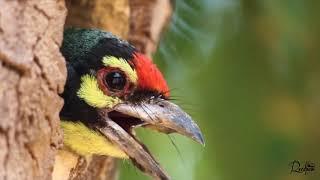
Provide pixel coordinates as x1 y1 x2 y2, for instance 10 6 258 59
56 28 204 180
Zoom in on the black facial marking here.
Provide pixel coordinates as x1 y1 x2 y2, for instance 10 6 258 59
126 90 166 103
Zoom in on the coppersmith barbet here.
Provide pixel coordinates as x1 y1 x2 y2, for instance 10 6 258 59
56 28 204 180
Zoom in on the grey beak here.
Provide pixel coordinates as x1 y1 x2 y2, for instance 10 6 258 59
114 99 205 145
95 99 204 180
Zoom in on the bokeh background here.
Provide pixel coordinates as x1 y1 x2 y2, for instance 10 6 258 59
120 0 320 180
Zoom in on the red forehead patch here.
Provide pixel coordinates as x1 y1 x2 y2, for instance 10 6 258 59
132 53 169 98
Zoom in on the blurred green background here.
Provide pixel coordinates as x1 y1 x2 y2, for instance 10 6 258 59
120 0 320 180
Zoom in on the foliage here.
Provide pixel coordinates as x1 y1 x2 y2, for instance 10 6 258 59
121 1 320 180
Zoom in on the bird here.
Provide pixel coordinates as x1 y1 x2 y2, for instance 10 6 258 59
54 28 204 180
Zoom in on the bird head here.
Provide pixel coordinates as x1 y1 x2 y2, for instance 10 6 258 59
60 28 204 180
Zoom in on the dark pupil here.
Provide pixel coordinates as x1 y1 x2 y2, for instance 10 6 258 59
105 72 126 91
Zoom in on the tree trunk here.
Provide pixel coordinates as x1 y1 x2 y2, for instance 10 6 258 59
0 0 172 179
128 0 173 57
0 0 67 180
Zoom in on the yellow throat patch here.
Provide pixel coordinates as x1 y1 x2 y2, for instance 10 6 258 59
61 121 128 158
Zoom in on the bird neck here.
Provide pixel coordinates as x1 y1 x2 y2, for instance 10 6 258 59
60 120 128 158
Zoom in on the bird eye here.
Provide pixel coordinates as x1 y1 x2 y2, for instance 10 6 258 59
104 71 126 91
97 68 132 97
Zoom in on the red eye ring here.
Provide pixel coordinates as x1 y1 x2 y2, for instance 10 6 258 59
97 67 132 97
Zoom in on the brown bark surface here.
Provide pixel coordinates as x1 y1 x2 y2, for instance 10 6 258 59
65 0 173 56
65 0 130 38
128 0 173 57
0 0 67 180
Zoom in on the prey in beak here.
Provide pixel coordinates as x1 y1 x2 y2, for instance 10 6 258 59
96 98 204 180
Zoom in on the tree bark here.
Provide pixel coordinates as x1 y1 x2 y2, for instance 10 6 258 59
128 0 173 57
0 0 67 180
0 0 172 179
65 0 130 38
65 0 173 56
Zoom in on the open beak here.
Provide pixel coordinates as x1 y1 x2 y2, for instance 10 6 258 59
95 99 204 180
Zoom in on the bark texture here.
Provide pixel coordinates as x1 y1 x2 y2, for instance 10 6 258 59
65 0 173 56
65 0 130 38
128 0 173 57
0 0 67 180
